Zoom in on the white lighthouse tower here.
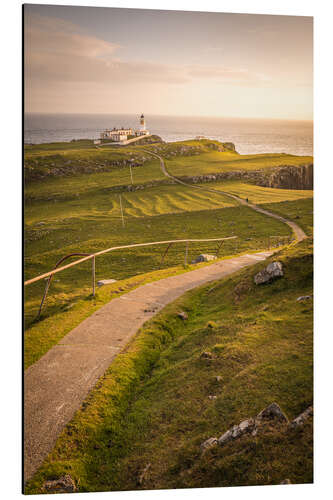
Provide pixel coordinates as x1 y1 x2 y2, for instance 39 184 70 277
135 114 149 136
140 113 146 131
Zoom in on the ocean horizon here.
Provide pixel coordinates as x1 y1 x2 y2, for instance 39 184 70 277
24 113 313 156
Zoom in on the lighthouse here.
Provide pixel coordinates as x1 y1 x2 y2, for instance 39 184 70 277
139 113 146 131
134 114 149 137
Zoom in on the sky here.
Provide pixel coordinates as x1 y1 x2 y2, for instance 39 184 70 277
24 4 313 120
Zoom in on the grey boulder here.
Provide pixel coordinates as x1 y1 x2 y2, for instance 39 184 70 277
193 254 217 263
200 437 218 453
297 295 312 302
256 402 288 423
43 475 76 493
254 261 283 285
290 406 313 428
218 418 255 447
97 279 117 287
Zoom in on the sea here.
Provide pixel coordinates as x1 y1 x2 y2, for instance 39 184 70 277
24 113 313 156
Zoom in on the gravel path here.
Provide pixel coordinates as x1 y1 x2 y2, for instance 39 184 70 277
143 149 307 243
24 251 273 481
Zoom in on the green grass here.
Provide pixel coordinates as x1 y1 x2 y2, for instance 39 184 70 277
25 138 313 187
205 181 313 205
24 203 292 328
25 182 236 223
167 152 313 178
24 260 229 370
25 238 313 493
24 139 225 183
25 160 165 200
262 198 313 237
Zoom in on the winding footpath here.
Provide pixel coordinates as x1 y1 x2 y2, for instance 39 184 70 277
143 149 307 243
24 152 306 482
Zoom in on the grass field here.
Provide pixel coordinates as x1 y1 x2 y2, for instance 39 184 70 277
205 181 313 204
25 203 292 327
166 151 313 178
25 182 237 223
25 160 165 201
25 238 313 493
262 198 313 237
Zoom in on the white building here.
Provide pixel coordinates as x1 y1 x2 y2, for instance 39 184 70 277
100 127 133 141
99 115 149 142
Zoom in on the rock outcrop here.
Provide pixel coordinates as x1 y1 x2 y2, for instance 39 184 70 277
267 164 313 190
289 406 313 428
192 254 217 263
177 163 313 191
137 463 151 485
254 262 284 285
200 351 215 360
296 295 312 302
97 279 117 287
200 402 290 453
200 437 218 453
256 402 288 423
43 475 76 493
207 142 236 152
218 418 256 446
200 403 313 455
177 311 188 321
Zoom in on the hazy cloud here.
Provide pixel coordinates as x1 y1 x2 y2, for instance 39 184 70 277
25 14 273 87
24 9 312 118
187 65 272 84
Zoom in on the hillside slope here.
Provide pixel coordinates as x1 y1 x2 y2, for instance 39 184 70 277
25 238 313 493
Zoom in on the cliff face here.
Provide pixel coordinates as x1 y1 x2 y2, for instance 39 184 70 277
177 163 313 191
266 164 313 190
207 142 237 152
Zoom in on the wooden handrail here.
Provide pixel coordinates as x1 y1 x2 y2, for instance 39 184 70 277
24 236 237 286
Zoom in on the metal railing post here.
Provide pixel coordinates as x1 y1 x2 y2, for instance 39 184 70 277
34 252 91 320
215 240 224 258
184 240 189 266
160 242 172 268
92 256 96 297
37 276 52 320
119 194 125 227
